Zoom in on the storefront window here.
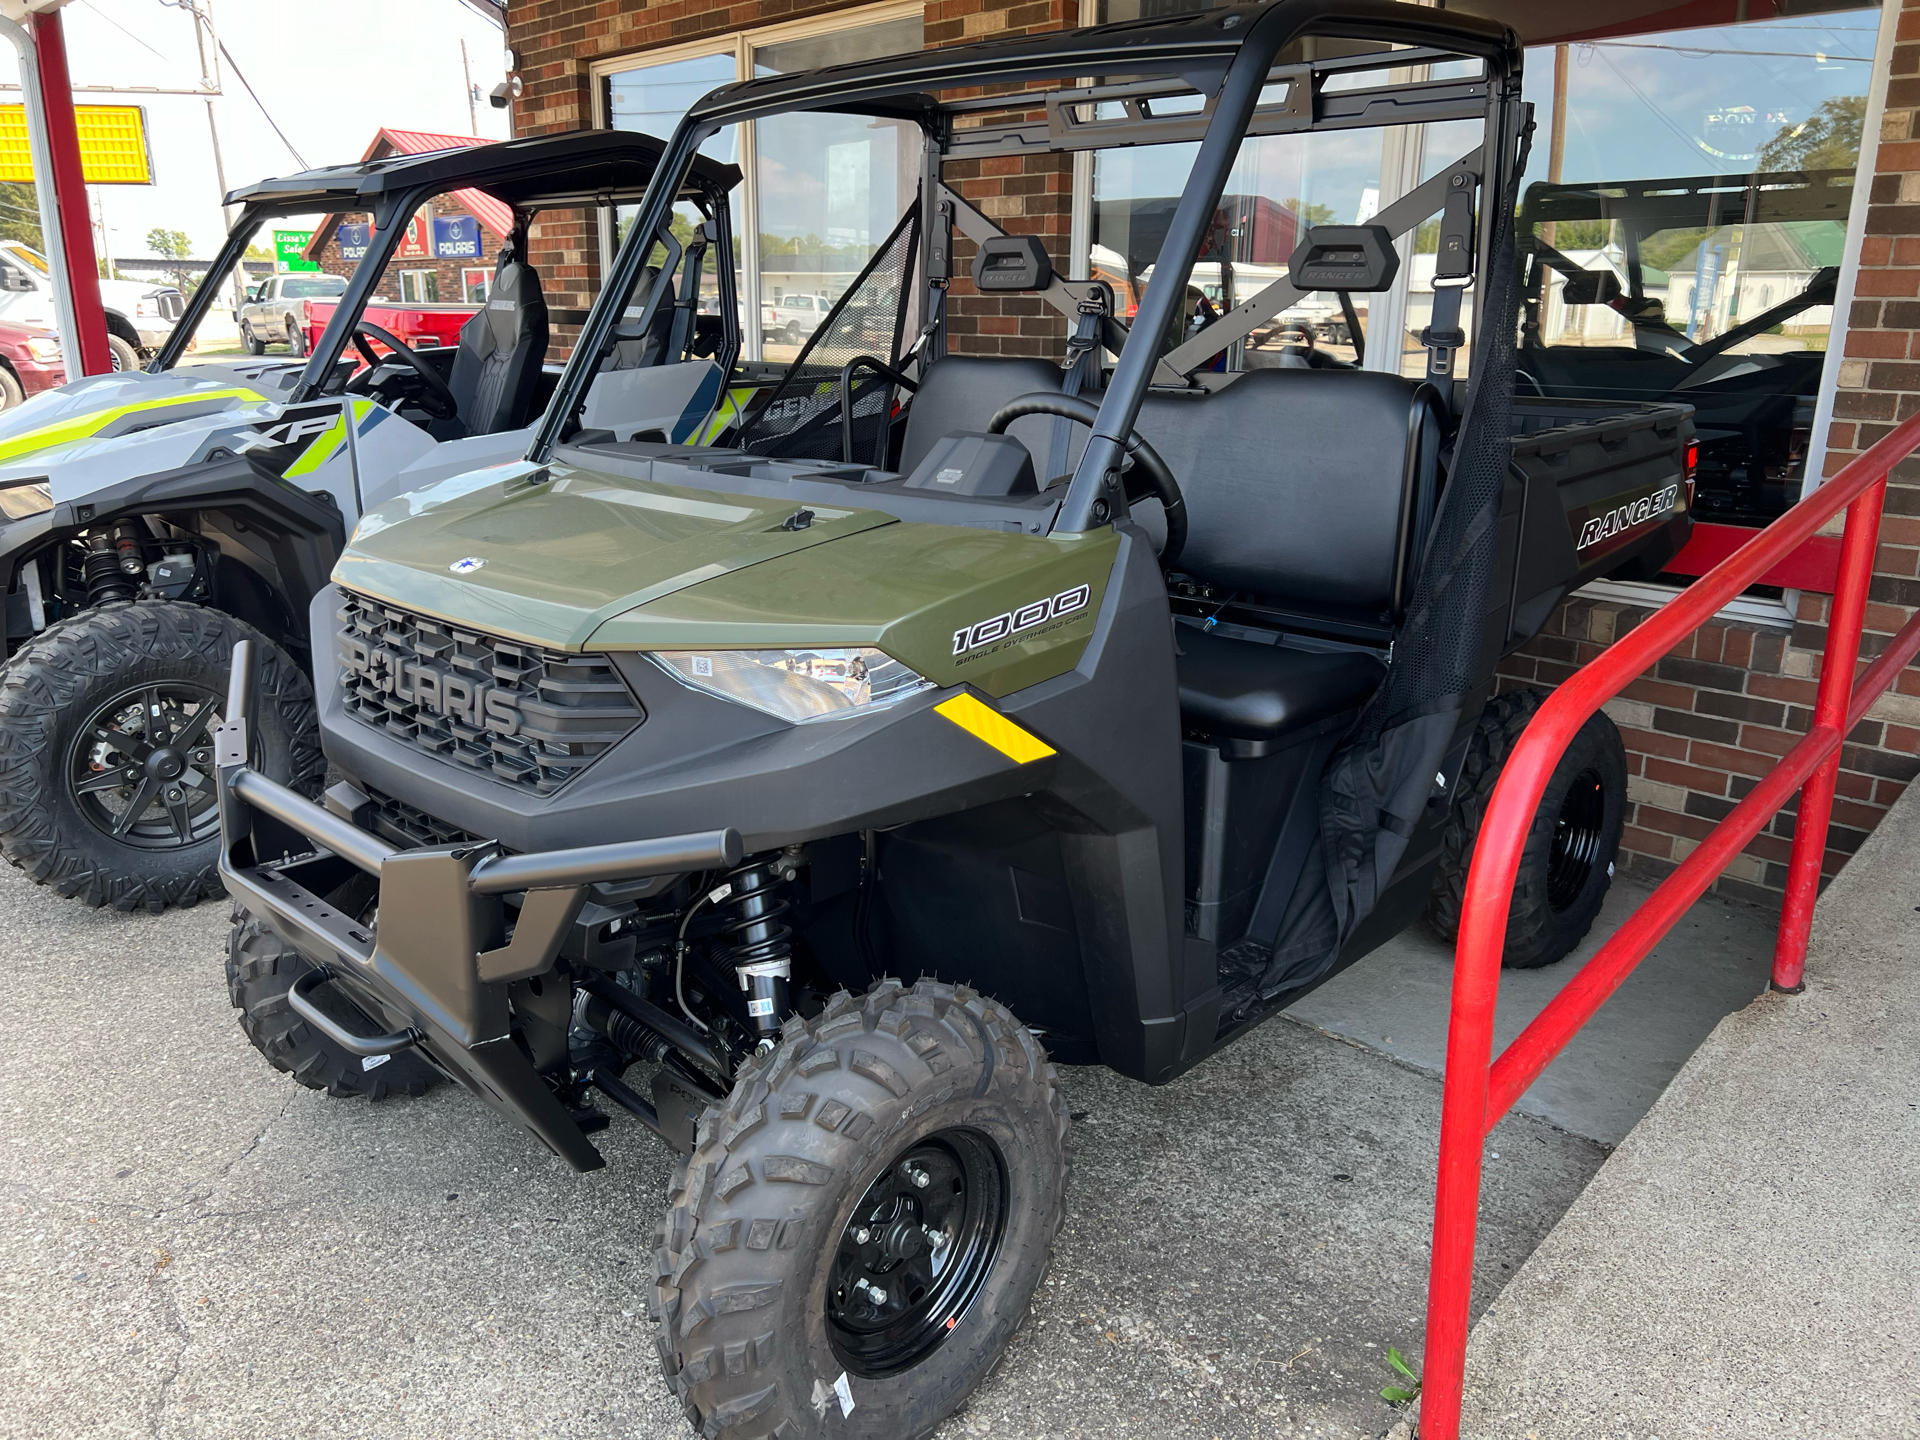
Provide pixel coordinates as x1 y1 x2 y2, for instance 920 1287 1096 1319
597 6 923 358
1518 10 1880 530
750 18 923 359
1095 0 1884 553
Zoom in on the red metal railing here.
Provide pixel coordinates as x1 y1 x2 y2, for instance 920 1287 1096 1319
1417 410 1920 1440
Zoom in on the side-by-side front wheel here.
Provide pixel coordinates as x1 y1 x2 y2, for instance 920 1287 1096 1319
1427 687 1628 969
227 908 442 1100
652 979 1068 1440
0 603 324 913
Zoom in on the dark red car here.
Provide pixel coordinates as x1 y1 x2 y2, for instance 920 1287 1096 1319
0 320 65 408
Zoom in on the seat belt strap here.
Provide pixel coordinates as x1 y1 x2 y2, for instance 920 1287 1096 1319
1048 293 1105 482
1422 170 1478 383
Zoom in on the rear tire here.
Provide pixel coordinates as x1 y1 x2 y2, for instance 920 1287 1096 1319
285 319 306 357
1427 688 1628 969
106 334 140 372
0 602 324 913
652 979 1068 1440
226 908 441 1099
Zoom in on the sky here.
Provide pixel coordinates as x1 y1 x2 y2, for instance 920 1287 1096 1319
0 0 514 261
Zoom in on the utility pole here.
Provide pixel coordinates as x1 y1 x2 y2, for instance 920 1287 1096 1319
461 38 478 136
1542 44 1568 250
91 186 117 278
167 0 246 315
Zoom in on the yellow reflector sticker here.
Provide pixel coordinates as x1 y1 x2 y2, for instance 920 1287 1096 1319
934 693 1055 765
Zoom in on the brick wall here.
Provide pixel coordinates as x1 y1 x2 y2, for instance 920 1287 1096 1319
928 0 1077 361
1496 600 1919 909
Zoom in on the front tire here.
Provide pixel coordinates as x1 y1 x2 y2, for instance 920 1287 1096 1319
1427 688 1628 968
652 979 1067 1440
0 603 324 913
106 334 140 372
242 322 265 356
227 908 441 1099
0 365 24 411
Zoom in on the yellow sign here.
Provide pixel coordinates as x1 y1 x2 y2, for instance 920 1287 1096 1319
0 105 154 185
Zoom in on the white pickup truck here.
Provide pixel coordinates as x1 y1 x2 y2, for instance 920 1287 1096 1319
0 239 182 370
761 291 832 345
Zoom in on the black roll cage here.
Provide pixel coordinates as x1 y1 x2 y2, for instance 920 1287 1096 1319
150 131 744 406
533 0 1526 540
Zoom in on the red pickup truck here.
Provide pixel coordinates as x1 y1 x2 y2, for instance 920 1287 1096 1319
300 298 480 363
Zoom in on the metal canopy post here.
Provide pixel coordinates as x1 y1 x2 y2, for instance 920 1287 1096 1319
0 0 110 375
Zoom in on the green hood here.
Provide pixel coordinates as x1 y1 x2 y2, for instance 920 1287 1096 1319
334 463 895 649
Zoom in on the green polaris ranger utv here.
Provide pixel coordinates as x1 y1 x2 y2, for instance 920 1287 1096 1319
215 2 1695 1433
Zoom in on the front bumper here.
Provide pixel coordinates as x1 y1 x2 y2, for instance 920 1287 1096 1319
215 640 740 1172
11 356 63 396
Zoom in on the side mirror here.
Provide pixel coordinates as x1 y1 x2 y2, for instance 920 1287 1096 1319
1559 270 1622 306
0 268 33 293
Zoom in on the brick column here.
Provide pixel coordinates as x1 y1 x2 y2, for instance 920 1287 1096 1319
926 0 1078 360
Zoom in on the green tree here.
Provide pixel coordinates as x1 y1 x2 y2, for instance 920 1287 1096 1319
1281 198 1336 228
146 226 197 290
1759 94 1865 175
1640 226 1717 275
0 181 41 250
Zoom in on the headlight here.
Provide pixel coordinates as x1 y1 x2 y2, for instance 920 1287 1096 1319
651 647 932 724
0 479 52 520
24 337 59 361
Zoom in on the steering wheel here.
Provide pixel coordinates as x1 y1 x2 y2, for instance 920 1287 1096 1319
987 392 1186 568
346 322 459 422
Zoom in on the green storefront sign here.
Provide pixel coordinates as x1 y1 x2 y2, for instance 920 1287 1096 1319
273 229 318 273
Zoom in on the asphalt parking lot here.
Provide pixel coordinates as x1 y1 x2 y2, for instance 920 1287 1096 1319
0 865 1608 1440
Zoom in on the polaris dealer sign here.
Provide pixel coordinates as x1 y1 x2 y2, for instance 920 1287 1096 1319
432 214 481 259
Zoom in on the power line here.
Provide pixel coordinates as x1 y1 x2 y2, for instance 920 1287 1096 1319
80 0 178 64
216 38 308 169
1594 40 1871 63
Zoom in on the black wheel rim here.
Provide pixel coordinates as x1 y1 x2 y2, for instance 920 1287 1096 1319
1547 766 1607 911
68 683 223 850
825 1128 1007 1378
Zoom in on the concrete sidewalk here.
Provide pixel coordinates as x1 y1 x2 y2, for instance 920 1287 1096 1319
1457 784 1920 1438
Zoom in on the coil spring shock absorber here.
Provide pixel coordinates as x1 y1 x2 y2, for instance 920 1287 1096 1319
80 524 146 606
719 848 802 1048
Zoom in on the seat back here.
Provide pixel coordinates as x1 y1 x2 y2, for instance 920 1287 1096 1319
447 253 550 436
898 355 1070 475
603 267 675 372
1133 368 1443 629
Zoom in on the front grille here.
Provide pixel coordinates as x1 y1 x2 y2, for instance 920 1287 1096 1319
364 785 478 849
337 591 645 796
